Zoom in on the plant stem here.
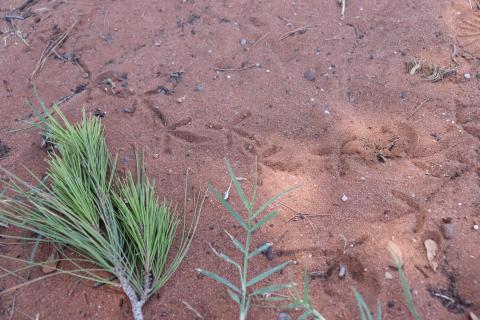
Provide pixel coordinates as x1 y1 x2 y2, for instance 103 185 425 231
117 273 146 320
240 230 252 320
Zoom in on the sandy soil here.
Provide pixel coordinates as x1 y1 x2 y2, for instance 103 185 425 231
0 0 479 319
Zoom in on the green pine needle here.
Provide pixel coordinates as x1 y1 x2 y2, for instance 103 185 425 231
0 105 204 320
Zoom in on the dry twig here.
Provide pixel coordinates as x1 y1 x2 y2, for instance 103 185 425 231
278 24 321 41
182 301 204 319
30 22 77 81
406 98 432 120
214 63 260 72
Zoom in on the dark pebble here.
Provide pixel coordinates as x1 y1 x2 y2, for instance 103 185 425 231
387 300 396 308
94 109 106 118
400 91 408 99
304 69 316 81
476 73 480 80
195 84 205 92
122 156 130 165
123 107 135 113
0 140 11 159
368 53 374 60
261 243 274 260
277 312 292 320
441 217 454 239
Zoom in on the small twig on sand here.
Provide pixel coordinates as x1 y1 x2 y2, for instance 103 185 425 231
214 63 259 72
406 98 432 120
8 294 16 320
278 24 321 41
182 301 204 319
340 0 346 19
245 32 270 51
279 202 329 240
68 279 81 296
9 20 30 46
18 0 38 12
277 16 294 27
30 21 77 81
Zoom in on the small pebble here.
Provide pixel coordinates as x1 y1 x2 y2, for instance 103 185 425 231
387 300 396 308
464 73 471 80
261 243 274 261
341 194 348 202
123 107 135 113
315 47 321 55
474 224 479 230
385 271 393 280
338 262 347 279
441 218 454 239
94 109 106 118
476 73 480 80
195 84 204 92
277 312 292 320
122 156 130 165
368 53 374 60
304 69 316 81
240 38 248 46
400 91 408 99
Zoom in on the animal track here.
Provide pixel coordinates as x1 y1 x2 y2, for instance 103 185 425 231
144 98 210 154
205 112 302 174
455 11 480 57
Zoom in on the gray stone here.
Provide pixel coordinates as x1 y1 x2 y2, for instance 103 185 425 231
277 312 292 320
304 69 316 81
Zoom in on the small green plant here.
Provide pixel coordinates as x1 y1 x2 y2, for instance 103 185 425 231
352 249 422 320
280 249 422 320
283 271 326 320
352 287 382 320
0 105 204 320
196 159 297 320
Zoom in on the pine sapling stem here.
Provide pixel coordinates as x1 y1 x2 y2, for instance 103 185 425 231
117 273 146 320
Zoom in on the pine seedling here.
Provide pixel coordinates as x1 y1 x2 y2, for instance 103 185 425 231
197 159 297 320
0 105 205 320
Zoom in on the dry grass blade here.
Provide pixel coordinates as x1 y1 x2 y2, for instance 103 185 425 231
30 22 77 81
406 58 422 75
424 64 458 82
278 24 321 41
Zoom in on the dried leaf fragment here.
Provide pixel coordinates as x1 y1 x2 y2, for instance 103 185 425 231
424 239 438 272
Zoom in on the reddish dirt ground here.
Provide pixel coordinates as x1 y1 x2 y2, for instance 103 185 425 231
1 0 480 319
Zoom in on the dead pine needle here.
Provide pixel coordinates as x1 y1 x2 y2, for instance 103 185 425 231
406 58 422 75
245 32 270 51
214 63 260 72
182 301 204 319
424 64 458 82
30 21 77 81
406 98 432 120
278 24 321 41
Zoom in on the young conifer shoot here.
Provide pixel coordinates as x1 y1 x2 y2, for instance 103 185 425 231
0 105 205 320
